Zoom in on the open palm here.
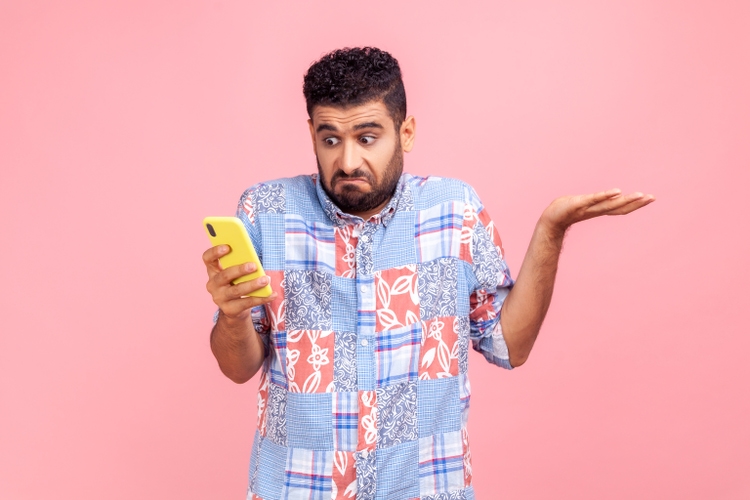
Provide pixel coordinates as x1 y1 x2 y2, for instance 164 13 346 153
541 188 656 233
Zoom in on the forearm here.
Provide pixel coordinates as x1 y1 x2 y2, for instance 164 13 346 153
500 219 565 367
210 311 266 384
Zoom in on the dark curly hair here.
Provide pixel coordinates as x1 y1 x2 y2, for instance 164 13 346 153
303 47 407 130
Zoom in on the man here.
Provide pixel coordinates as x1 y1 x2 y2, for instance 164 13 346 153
202 47 653 500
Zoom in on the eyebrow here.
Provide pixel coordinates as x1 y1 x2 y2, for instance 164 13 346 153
316 123 338 133
353 121 383 131
315 121 384 133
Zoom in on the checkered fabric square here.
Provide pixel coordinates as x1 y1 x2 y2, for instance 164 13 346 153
257 214 286 270
374 440 419 499
269 330 288 389
287 392 333 450
419 431 465 496
282 448 334 499
375 323 421 387
285 214 336 273
357 275 376 334
333 392 358 452
417 377 461 437
253 437 287 499
374 211 418 271
332 276 358 333
415 201 464 262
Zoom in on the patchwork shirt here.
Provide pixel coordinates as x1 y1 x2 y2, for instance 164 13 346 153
237 173 514 500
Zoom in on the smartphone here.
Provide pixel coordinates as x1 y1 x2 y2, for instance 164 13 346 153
203 216 272 297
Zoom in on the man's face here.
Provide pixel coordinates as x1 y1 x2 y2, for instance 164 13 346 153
309 101 415 219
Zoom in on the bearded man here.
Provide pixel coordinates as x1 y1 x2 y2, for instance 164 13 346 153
201 47 654 500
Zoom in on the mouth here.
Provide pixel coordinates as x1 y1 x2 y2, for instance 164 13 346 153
335 177 371 189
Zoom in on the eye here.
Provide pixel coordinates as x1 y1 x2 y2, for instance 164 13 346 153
359 136 375 145
324 137 340 146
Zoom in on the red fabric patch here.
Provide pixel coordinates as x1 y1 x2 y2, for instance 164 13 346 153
374 265 420 331
478 208 505 257
335 226 358 278
256 370 270 436
357 390 378 451
332 451 358 499
286 330 334 393
462 427 473 487
419 316 460 379
264 270 285 332
469 289 496 323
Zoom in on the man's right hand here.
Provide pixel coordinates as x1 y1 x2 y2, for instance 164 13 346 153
203 245 277 383
202 244 277 321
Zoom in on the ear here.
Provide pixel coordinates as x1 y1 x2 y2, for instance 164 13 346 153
400 115 416 153
308 118 317 155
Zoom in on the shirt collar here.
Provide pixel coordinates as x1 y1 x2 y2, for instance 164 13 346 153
315 173 408 228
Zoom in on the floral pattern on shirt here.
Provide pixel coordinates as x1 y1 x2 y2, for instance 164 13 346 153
286 329 335 393
420 317 460 379
374 265 420 331
334 225 359 278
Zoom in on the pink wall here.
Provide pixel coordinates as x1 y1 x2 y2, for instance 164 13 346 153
2 1 749 498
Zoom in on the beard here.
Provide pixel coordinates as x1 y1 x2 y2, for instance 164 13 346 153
318 142 404 215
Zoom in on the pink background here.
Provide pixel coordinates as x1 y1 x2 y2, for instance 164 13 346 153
2 1 749 498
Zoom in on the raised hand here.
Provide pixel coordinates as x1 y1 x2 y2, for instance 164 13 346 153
540 188 656 237
500 188 655 367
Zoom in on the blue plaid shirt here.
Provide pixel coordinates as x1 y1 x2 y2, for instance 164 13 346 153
238 173 514 500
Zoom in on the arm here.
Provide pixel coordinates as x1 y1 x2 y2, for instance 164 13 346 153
202 245 278 383
500 188 655 367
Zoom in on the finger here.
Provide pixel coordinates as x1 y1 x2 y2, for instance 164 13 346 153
582 188 623 206
586 191 646 214
214 262 258 287
222 293 278 317
605 195 656 216
202 245 231 276
223 275 271 301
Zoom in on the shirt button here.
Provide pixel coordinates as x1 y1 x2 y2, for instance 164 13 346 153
361 339 368 347
361 235 369 242
360 285 367 293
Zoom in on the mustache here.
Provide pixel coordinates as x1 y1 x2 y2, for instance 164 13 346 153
331 169 374 185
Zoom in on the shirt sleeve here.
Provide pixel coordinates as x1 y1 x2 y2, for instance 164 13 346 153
210 186 271 358
463 190 515 369
236 187 272 355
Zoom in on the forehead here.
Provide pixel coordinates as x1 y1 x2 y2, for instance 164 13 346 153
311 101 393 131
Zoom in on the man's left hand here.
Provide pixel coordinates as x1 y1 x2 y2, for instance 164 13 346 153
540 188 656 237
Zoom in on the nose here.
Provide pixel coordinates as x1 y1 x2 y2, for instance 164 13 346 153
340 139 363 174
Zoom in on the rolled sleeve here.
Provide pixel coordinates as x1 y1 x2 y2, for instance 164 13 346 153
467 203 515 369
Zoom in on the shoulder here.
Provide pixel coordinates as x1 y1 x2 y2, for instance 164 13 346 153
238 174 317 216
403 173 484 212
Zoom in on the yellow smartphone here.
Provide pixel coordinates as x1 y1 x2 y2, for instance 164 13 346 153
203 216 272 298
